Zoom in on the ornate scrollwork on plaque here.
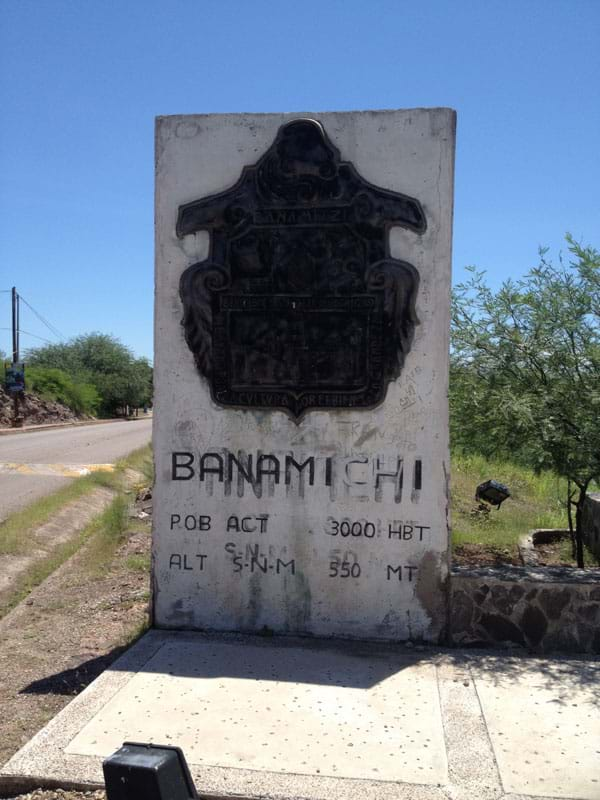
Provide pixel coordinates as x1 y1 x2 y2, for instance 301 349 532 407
177 118 426 419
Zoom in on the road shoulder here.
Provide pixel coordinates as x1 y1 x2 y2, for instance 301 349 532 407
0 500 151 771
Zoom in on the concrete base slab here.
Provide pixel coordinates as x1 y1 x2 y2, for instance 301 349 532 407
1 630 598 800
472 658 600 800
66 638 447 784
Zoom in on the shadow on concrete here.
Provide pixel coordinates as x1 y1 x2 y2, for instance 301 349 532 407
466 650 600 706
18 631 600 704
131 638 427 689
20 634 431 693
20 646 129 696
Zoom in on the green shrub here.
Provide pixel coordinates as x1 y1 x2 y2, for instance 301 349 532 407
26 333 152 417
25 366 100 415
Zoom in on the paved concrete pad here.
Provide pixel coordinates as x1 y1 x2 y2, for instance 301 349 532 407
1 630 598 800
66 639 447 784
472 658 600 800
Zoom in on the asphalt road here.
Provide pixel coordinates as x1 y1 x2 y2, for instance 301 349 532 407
0 419 152 523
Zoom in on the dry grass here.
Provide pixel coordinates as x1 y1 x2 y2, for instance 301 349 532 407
125 552 151 572
451 452 568 558
117 443 153 484
0 494 132 618
0 501 152 769
0 471 118 556
0 446 152 558
79 495 130 576
0 445 153 617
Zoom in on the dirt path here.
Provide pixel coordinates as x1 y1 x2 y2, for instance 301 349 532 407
0 512 151 772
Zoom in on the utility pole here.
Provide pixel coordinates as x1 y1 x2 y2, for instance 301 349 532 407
12 286 19 362
11 286 23 427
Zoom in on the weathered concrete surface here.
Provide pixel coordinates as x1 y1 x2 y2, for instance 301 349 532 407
1 630 598 800
154 109 455 641
65 639 448 784
472 657 600 799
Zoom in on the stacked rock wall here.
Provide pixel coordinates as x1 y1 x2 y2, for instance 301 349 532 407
451 565 600 654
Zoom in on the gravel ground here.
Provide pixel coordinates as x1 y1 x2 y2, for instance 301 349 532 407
9 791 106 800
0 491 151 797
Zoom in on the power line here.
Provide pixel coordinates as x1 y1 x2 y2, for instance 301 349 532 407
18 293 65 340
20 329 55 344
2 290 66 339
0 326 54 345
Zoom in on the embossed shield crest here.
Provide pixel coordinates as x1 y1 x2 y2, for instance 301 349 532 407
177 118 426 418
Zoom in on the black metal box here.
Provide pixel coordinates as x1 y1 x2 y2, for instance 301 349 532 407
103 741 197 800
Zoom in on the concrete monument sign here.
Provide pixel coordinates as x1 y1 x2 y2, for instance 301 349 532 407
154 109 455 642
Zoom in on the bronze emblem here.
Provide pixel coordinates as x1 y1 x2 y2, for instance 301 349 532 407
177 118 426 419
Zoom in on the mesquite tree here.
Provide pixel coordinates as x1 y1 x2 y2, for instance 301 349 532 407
451 236 600 567
26 333 153 418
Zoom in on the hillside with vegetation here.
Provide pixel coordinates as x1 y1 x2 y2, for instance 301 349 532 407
19 333 151 419
0 383 81 427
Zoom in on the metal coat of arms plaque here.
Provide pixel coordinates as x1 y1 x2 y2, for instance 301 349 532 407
177 118 426 418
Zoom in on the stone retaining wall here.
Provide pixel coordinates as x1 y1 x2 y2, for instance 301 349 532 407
582 493 600 563
451 565 600 653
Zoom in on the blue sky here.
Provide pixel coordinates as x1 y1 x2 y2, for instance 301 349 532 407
1 0 598 362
